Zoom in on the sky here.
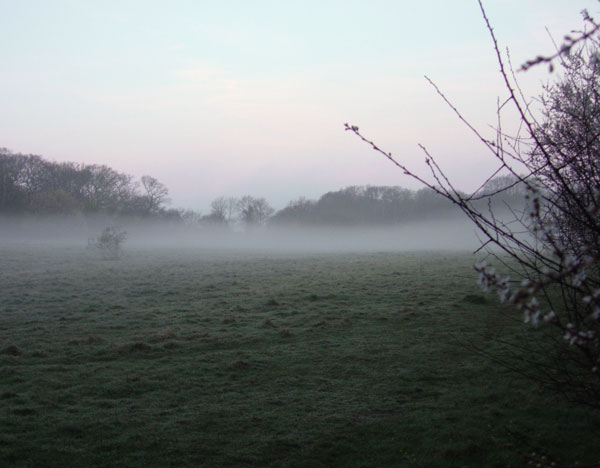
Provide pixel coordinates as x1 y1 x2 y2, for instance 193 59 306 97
0 0 597 212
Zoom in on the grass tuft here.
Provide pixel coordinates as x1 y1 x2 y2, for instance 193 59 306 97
463 294 488 304
231 359 250 368
149 328 176 342
261 317 276 328
117 342 152 353
0 344 21 356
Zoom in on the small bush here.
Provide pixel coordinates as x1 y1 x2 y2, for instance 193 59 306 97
89 227 127 260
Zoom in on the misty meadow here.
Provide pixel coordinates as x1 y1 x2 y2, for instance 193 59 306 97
3 0 600 466
1 244 598 468
1 149 599 467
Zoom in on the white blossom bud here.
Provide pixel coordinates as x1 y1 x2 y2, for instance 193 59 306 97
527 297 539 311
564 255 579 270
498 287 511 303
572 270 586 287
543 311 557 322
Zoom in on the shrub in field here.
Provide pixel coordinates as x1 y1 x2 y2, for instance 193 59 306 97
89 227 127 260
347 1 600 408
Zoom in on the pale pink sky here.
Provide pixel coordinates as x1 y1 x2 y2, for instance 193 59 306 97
0 0 595 211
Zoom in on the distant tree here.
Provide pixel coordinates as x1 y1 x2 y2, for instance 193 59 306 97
237 195 274 228
209 197 228 224
411 187 461 220
17 154 49 198
157 208 184 222
28 188 83 215
0 150 181 219
479 175 525 197
316 187 364 224
378 186 414 221
141 175 170 214
270 185 463 226
178 209 203 227
270 197 316 225
81 165 136 213
207 196 238 226
0 148 27 211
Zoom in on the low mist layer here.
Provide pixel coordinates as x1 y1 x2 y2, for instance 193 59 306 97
0 215 481 252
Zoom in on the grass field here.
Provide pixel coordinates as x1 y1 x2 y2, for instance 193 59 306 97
1 244 599 467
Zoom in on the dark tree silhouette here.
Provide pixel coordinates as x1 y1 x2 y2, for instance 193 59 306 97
0 149 173 218
237 195 274 228
141 175 171 214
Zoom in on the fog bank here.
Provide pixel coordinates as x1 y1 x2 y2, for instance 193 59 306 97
0 215 483 252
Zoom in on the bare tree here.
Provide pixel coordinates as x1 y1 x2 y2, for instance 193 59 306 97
237 195 274 228
208 196 238 225
141 175 170 213
346 2 600 407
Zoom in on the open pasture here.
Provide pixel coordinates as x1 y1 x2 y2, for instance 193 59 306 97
0 245 598 467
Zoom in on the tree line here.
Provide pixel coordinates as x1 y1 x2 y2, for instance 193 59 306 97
0 147 524 229
0 148 174 218
205 177 525 228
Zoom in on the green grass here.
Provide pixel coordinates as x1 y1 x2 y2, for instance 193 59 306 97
0 245 598 467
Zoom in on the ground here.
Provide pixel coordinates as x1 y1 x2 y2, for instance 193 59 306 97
0 245 598 467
